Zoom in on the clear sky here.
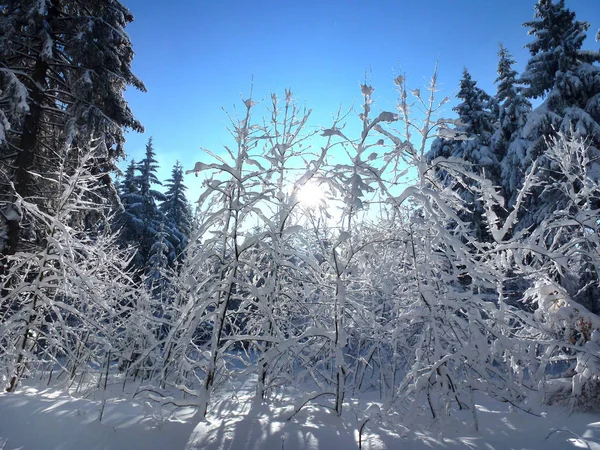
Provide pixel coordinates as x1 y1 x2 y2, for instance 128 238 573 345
119 0 599 197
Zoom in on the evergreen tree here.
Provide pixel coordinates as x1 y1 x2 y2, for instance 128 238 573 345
114 138 167 269
133 138 167 268
0 0 145 256
518 0 600 227
160 161 193 267
137 138 164 205
492 44 532 204
521 0 597 99
521 0 600 159
428 69 498 241
429 69 497 172
455 70 496 140
146 223 170 294
114 159 145 265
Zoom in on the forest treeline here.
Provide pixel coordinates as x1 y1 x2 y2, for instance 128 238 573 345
0 0 599 422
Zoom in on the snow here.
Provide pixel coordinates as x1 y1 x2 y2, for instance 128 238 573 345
1 380 599 450
0 385 195 450
0 69 30 114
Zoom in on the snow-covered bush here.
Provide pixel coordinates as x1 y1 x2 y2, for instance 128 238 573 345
0 142 144 392
511 132 600 410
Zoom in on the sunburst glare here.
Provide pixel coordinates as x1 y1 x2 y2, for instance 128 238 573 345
296 181 326 209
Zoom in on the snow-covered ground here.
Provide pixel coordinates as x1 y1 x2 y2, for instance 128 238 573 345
1 380 599 450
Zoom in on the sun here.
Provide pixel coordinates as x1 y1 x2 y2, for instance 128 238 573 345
296 181 326 209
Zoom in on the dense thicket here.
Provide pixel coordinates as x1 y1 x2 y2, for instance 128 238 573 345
1 0 599 428
0 0 145 392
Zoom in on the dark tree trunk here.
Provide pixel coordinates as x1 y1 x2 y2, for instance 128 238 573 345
4 56 49 256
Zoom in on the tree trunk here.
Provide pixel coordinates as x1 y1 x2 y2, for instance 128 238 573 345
5 53 49 256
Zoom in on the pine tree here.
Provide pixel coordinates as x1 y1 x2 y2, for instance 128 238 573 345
0 0 145 256
159 161 192 267
492 44 532 204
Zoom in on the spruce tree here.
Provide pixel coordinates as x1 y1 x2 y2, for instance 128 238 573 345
146 224 170 294
492 44 532 205
160 161 193 267
0 0 145 256
134 138 167 268
518 0 600 227
115 159 145 265
429 69 497 172
114 138 167 269
521 0 597 99
456 70 496 140
428 69 498 241
514 1 600 321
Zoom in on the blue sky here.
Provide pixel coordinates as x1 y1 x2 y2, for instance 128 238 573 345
119 0 599 197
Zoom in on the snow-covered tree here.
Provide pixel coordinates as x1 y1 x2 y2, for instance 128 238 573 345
517 0 600 228
166 88 333 416
115 138 167 269
384 73 533 421
0 0 145 257
0 141 141 392
135 138 168 266
521 0 597 99
114 160 144 262
156 92 278 415
493 44 532 204
159 161 192 267
503 132 600 410
454 69 497 150
428 69 498 241
238 90 326 403
146 224 170 293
